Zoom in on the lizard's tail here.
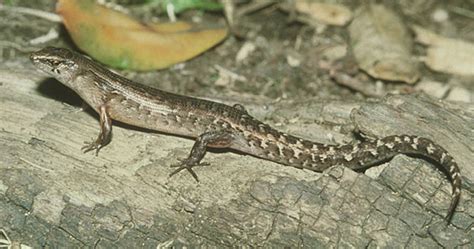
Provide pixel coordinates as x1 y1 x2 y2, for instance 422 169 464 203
346 135 461 221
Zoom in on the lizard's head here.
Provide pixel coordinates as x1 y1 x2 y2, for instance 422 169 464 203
30 47 80 82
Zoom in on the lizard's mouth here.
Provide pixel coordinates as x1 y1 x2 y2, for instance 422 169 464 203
30 53 49 68
30 51 65 76
30 56 52 74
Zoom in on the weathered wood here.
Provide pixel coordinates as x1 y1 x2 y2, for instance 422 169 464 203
0 67 472 247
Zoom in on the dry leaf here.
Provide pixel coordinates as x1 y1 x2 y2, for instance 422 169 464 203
349 4 420 84
57 0 228 70
294 1 352 26
413 25 474 76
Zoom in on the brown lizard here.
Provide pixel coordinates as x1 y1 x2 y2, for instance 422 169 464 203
30 47 461 221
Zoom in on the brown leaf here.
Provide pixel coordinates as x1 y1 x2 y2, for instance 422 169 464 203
349 4 420 84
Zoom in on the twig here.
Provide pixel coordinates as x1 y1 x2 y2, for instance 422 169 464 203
214 65 247 82
330 70 382 97
236 0 276 17
448 5 474 19
29 28 59 45
166 3 177 22
0 4 61 22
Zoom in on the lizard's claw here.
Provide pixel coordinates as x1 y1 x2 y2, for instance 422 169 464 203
81 140 102 156
169 158 209 182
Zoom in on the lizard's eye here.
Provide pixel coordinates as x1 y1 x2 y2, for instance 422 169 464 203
49 60 62 74
49 60 60 67
49 59 76 74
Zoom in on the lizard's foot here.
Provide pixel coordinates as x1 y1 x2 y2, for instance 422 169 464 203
81 140 103 156
169 158 210 182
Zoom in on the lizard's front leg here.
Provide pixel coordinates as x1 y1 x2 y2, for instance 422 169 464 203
82 105 112 155
170 131 233 182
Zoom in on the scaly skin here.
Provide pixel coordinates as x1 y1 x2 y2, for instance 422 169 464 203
30 47 461 221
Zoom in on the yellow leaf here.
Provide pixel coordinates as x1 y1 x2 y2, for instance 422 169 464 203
56 0 228 70
147 21 193 33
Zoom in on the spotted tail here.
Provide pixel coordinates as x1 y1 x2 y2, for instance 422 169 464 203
237 127 461 220
343 135 461 221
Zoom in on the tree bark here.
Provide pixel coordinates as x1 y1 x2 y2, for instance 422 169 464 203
0 68 473 248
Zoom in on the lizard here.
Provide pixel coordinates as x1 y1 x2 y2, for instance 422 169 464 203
30 47 461 221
